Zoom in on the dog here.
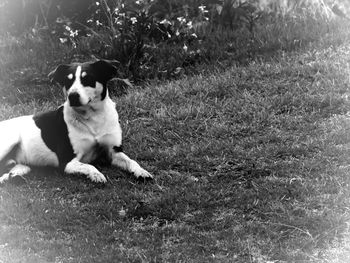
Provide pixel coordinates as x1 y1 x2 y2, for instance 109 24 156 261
0 60 153 183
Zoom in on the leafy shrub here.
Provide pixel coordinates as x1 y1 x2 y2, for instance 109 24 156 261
68 0 206 81
1 0 350 85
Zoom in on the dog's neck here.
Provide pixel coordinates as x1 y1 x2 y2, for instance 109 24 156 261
65 94 113 121
64 94 117 137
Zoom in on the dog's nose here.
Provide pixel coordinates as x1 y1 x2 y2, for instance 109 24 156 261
68 92 81 107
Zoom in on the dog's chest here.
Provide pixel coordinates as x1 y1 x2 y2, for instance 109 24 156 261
65 107 122 163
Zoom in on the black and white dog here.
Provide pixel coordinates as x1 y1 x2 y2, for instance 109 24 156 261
0 60 153 183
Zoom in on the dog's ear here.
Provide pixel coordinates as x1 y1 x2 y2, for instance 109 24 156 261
91 60 118 84
48 64 70 86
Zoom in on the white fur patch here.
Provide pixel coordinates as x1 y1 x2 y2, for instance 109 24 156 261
81 71 87 78
68 73 73 79
0 117 21 161
15 116 59 166
64 158 107 183
0 116 59 167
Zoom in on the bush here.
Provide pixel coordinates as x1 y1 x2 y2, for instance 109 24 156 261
1 0 350 85
68 0 207 81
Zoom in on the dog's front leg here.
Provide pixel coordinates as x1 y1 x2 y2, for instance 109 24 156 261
112 152 153 180
64 158 107 183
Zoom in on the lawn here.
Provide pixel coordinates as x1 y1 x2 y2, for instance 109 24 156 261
2 43 350 262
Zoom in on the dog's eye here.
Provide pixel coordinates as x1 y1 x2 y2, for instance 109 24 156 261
81 74 96 87
63 74 75 89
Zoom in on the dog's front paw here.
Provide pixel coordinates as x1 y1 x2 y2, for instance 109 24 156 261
0 164 31 184
65 160 107 183
133 167 153 180
87 169 107 183
0 173 10 184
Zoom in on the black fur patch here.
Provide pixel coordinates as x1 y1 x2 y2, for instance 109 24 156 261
91 144 113 166
33 106 75 170
113 145 123 152
63 74 76 91
80 74 96 88
49 63 77 90
90 60 117 100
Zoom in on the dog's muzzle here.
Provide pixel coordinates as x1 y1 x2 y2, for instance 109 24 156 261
68 92 82 107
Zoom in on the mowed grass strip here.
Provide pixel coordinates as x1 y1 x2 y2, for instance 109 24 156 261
2 44 350 262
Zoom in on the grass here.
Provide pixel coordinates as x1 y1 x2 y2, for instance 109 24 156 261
3 31 350 263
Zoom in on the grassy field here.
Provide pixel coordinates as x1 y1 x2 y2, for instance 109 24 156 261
2 40 350 262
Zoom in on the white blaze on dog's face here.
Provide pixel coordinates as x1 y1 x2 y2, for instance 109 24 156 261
48 60 117 108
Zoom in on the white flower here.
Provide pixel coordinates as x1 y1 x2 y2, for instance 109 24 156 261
183 43 188 52
177 16 186 24
70 30 78 37
160 19 172 26
199 5 208 13
118 208 126 217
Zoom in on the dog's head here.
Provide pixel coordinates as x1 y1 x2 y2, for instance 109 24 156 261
49 60 117 107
